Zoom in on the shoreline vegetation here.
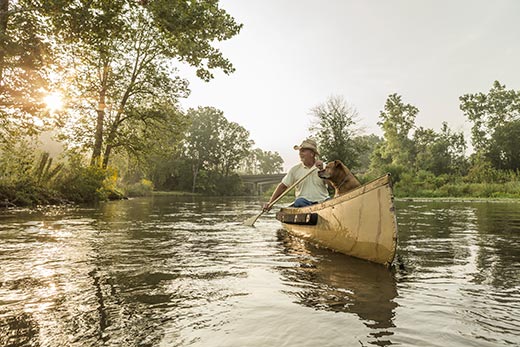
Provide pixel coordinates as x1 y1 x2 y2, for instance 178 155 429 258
2 176 519 209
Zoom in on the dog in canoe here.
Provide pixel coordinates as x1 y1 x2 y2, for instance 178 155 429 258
318 160 361 197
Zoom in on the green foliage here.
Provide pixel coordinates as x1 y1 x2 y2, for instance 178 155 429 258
184 106 253 192
0 178 60 206
194 170 243 196
309 95 365 169
355 134 382 173
33 152 64 184
486 119 520 171
0 0 52 143
0 141 54 205
460 81 520 151
394 170 449 197
147 0 243 81
465 156 520 184
413 122 468 176
56 164 107 203
239 148 284 174
460 81 520 170
375 93 418 168
0 139 37 180
125 179 154 197
41 0 241 167
389 165 520 198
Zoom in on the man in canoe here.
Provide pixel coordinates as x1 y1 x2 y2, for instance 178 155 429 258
262 139 329 211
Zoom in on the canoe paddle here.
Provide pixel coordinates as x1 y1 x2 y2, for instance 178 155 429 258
243 166 319 227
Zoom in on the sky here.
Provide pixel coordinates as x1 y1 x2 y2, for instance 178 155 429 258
178 0 520 171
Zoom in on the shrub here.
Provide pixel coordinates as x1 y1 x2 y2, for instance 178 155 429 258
125 179 154 197
55 165 107 203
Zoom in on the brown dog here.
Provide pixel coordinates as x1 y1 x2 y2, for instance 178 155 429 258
318 160 361 197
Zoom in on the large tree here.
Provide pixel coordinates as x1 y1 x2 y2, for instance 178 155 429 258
413 122 467 175
486 119 520 171
44 0 242 167
460 80 520 170
0 0 52 143
216 120 253 177
372 93 418 171
309 95 365 169
184 106 252 192
240 148 284 174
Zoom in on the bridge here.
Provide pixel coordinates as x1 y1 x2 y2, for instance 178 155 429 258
240 173 285 195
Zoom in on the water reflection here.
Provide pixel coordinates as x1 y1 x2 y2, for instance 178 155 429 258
396 200 520 288
276 229 398 346
395 200 520 346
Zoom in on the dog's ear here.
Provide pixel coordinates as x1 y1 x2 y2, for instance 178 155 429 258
334 160 342 167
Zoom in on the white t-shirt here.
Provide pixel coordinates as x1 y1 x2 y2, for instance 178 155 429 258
282 163 329 202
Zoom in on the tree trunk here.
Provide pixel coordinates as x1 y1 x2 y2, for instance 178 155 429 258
192 162 200 193
0 0 9 83
90 60 109 166
100 66 138 168
102 142 112 169
90 108 105 166
101 119 118 168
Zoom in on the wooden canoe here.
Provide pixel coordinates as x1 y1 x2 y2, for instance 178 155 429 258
275 174 398 266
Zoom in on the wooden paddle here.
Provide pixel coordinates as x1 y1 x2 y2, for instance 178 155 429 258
243 166 319 227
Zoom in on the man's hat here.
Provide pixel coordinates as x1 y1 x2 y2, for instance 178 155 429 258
293 139 319 155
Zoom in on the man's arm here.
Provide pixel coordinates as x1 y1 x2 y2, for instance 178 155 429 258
262 182 288 211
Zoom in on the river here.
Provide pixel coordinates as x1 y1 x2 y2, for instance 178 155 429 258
0 196 519 346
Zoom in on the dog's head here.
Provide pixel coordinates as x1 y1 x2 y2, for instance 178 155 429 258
318 160 361 196
318 160 348 182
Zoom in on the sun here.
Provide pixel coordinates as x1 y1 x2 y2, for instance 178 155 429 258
44 92 63 112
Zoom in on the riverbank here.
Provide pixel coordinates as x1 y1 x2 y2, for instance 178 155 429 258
397 196 520 203
152 191 202 196
2 181 519 209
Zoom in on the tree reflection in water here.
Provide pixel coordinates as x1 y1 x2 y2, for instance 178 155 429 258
276 229 398 346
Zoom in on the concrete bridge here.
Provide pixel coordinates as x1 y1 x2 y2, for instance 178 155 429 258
240 173 285 195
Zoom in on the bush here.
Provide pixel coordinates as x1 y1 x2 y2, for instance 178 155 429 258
125 179 154 197
56 165 107 203
195 170 245 196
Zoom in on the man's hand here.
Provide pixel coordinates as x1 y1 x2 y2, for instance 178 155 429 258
315 160 324 170
262 202 272 212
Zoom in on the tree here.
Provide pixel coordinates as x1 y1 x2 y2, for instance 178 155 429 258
44 0 242 167
354 134 382 173
460 80 520 170
375 93 418 168
309 95 364 169
184 107 252 192
184 107 220 192
414 122 468 176
240 148 284 174
486 119 520 171
0 0 52 143
217 120 253 177
256 150 284 174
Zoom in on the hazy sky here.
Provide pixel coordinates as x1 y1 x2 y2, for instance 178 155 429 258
179 1 520 171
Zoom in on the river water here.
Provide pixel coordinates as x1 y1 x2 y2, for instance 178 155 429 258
0 196 519 346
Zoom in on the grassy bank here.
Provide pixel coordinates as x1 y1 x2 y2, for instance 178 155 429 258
152 191 201 196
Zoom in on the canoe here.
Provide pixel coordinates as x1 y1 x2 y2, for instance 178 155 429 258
275 174 398 266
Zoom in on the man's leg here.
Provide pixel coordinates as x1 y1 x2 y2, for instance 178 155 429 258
292 197 316 207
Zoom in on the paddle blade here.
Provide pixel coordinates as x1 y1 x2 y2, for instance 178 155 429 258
243 212 262 227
